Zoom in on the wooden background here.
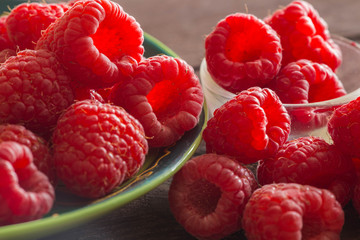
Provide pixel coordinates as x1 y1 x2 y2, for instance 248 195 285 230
6 0 360 239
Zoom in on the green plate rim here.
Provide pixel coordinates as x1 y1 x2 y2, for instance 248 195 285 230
0 33 207 240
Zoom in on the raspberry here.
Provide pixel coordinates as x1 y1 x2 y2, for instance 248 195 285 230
36 0 144 89
267 59 346 132
0 141 55 226
0 49 74 138
6 2 69 50
52 99 148 198
265 0 342 71
0 124 55 185
109 55 204 148
328 96 360 157
257 136 356 206
205 13 282 94
267 59 346 104
242 183 344 240
202 87 291 164
168 153 258 240
0 16 15 51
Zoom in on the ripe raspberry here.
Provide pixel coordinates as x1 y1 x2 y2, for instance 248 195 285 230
242 183 344 240
267 59 346 132
36 0 144 89
109 55 204 148
0 49 74 138
6 2 69 50
0 124 55 185
202 87 291 164
205 13 282 94
168 153 258 240
0 16 15 51
52 99 148 198
0 141 55 226
265 0 341 71
328 96 360 157
257 136 356 206
267 59 346 104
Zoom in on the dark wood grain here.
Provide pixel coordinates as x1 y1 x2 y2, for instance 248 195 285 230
34 0 360 239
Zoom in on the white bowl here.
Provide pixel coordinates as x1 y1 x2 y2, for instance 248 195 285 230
200 35 360 142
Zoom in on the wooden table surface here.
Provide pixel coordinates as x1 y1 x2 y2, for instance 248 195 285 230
10 0 360 239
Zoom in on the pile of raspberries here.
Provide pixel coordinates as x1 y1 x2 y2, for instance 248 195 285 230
0 0 203 226
168 1 360 240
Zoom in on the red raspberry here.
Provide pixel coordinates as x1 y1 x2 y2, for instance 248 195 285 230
0 49 74 138
0 124 55 185
52 99 148 198
6 2 69 50
257 136 356 206
168 153 258 240
205 13 282 94
202 87 291 164
0 16 15 51
267 59 346 132
0 141 55 226
328 96 360 158
265 0 341 71
267 59 346 104
36 0 144 89
242 183 344 240
109 55 204 148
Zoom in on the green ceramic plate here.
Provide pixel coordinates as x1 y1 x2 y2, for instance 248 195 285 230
0 33 207 240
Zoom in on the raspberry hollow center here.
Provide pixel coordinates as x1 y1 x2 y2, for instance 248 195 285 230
225 31 262 62
91 25 126 60
188 179 222 217
147 79 180 120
